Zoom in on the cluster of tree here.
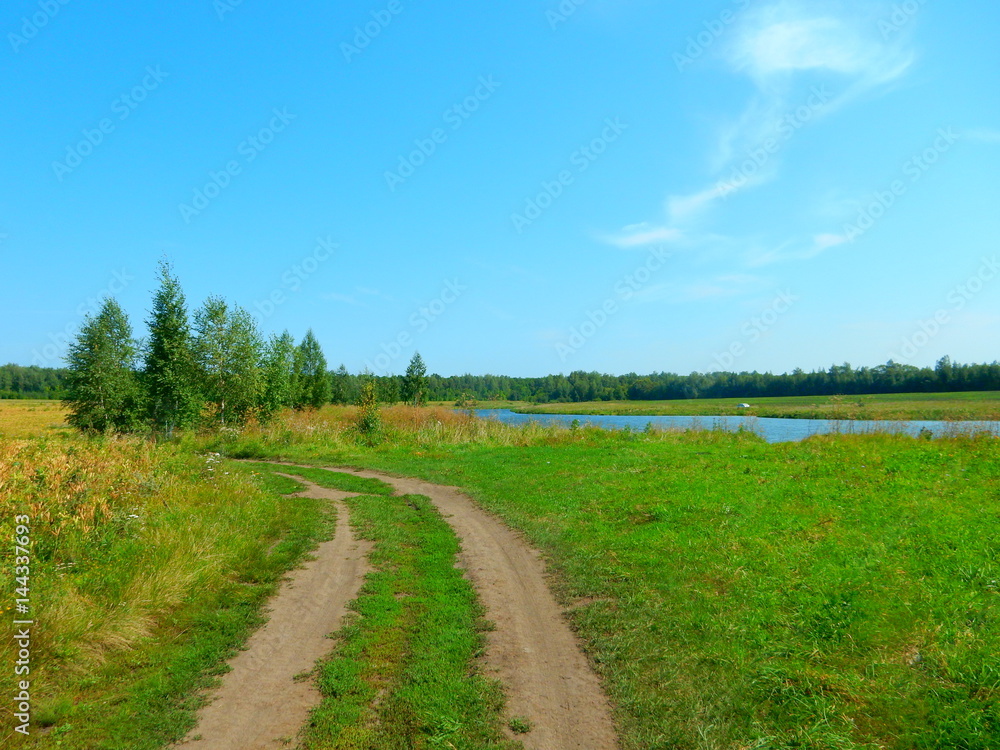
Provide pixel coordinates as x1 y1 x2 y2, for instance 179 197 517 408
65 261 333 435
0 364 67 399
329 354 428 407
420 358 1000 403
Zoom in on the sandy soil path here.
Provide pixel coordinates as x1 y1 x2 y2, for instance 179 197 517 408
324 465 620 750
175 478 371 750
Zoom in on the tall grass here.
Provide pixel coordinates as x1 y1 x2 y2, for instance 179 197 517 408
193 404 576 459
0 436 332 748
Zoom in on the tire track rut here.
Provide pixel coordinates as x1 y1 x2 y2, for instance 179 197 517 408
324 465 619 750
175 479 370 750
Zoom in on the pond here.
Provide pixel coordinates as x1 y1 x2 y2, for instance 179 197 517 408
471 409 999 444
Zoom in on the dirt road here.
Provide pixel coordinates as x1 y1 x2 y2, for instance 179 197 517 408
179 465 618 750
330 466 619 750
175 479 370 750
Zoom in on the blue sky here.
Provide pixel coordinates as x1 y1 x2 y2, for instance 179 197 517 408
2 0 998 377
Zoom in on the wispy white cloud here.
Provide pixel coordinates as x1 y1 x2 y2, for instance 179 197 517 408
633 274 766 303
357 286 393 300
963 129 1000 144
603 223 682 249
731 15 885 79
814 232 849 251
719 1 915 157
748 232 849 266
668 173 770 221
604 1 917 270
600 175 766 250
323 292 364 306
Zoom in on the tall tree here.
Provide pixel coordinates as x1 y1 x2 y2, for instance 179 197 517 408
402 351 427 406
63 298 141 433
193 297 264 426
330 363 353 405
293 329 330 410
260 331 297 419
143 261 201 437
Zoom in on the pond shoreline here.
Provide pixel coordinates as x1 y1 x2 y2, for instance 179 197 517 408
472 408 1000 444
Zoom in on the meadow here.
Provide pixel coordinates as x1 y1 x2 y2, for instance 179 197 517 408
204 406 1000 749
3 403 999 748
0 400 69 438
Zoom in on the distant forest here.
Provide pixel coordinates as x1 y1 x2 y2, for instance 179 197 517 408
5 357 998 404
0 364 67 399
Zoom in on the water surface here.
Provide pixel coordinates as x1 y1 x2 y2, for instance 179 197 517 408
472 409 998 444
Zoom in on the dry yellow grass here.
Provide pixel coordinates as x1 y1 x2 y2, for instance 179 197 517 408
0 436 156 535
0 399 69 437
0 435 279 718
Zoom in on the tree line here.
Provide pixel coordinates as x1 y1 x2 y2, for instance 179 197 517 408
422 358 1000 403
0 364 67 399
61 261 430 435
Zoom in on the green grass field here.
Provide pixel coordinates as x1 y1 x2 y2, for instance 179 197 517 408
5 405 999 749
458 390 1000 421
209 409 1000 750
